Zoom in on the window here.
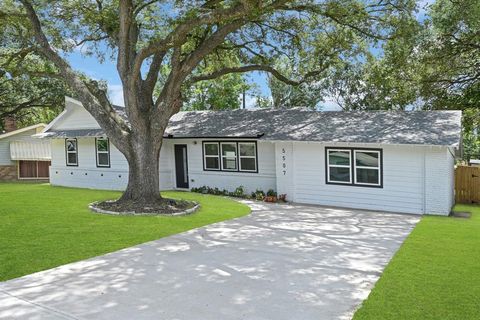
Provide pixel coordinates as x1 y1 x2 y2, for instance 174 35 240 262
204 142 220 170
354 150 381 186
96 138 110 167
221 142 237 171
202 141 258 173
327 149 352 184
18 161 50 179
326 147 382 187
65 138 78 166
239 142 257 172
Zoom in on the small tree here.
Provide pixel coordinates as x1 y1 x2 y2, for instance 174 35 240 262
3 0 414 207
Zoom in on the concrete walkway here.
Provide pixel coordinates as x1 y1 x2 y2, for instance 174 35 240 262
0 201 419 320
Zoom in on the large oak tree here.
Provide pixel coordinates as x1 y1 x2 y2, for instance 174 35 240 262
2 0 413 207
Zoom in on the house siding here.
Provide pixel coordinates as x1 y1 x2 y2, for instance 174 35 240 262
172 139 276 193
275 142 295 201
0 128 39 166
285 142 446 215
424 147 455 215
50 137 276 193
50 138 174 190
45 99 457 215
49 137 455 215
52 100 100 130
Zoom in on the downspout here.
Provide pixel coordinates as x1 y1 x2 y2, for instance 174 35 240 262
422 147 427 214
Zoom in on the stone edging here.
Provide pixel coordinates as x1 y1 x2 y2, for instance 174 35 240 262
88 201 200 216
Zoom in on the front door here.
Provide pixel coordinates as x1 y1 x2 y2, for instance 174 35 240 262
174 144 189 188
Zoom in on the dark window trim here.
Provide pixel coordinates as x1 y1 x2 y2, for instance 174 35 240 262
202 140 258 173
238 142 258 173
325 147 383 188
202 141 221 171
174 144 189 188
95 138 111 168
65 138 78 167
220 141 239 171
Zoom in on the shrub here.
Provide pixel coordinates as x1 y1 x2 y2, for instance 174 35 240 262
191 185 248 199
266 189 277 197
234 186 246 198
255 189 265 201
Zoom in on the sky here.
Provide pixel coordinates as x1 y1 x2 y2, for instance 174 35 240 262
66 49 274 109
64 0 433 111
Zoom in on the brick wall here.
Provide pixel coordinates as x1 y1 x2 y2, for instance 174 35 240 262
0 165 17 181
3 116 17 133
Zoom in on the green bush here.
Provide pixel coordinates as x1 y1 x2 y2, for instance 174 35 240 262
266 189 277 197
191 185 249 199
254 189 265 201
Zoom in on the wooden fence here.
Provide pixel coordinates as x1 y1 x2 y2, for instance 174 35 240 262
455 166 480 203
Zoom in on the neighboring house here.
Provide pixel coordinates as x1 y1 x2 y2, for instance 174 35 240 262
38 97 462 215
469 159 480 166
0 120 51 181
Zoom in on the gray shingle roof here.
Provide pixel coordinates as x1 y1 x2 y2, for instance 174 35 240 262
44 108 462 147
43 129 105 138
166 109 462 147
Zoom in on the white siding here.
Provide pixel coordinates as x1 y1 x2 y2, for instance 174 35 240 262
51 100 99 130
50 138 174 190
275 142 295 201
0 128 39 165
47 98 456 215
424 147 455 215
448 148 455 210
169 139 276 193
286 142 453 215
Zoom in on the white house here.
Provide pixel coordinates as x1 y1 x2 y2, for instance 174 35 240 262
38 97 462 215
0 121 51 181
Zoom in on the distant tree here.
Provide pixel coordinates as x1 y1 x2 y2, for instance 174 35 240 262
0 10 69 126
182 55 250 110
325 0 479 158
264 0 418 109
417 0 480 111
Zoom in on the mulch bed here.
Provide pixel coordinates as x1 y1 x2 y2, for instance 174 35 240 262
95 198 197 215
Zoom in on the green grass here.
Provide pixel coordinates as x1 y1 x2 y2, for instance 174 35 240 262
0 183 250 282
354 204 480 319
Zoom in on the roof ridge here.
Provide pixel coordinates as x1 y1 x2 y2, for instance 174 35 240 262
0 123 46 140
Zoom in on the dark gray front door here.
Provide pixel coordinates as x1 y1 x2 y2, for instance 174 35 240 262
174 144 189 188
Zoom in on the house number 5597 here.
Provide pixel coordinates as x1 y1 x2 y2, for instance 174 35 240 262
282 148 287 175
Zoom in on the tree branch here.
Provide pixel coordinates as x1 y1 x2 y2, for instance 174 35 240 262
130 1 255 83
19 0 131 154
190 64 328 86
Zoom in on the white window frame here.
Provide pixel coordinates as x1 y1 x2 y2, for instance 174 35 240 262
353 150 381 186
203 142 220 170
65 138 78 166
238 142 257 172
96 138 110 168
327 149 352 184
220 142 237 171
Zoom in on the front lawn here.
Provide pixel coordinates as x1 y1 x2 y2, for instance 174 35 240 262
354 204 480 319
0 183 250 282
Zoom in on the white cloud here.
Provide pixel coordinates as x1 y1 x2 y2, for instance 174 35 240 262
108 84 124 106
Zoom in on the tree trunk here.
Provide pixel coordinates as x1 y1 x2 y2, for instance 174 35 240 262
118 134 163 204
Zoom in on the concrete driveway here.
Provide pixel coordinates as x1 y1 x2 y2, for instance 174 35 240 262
0 201 419 320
